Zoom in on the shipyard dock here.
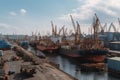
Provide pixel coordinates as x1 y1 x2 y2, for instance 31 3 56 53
1 46 77 80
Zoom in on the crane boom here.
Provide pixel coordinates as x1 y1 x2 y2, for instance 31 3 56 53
51 21 55 36
108 23 117 32
58 25 65 35
111 23 117 32
55 25 57 36
65 28 67 35
101 23 107 33
108 23 112 32
118 18 120 32
76 21 81 35
103 23 107 31
69 29 73 35
70 15 76 33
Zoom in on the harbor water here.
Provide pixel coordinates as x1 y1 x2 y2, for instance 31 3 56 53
30 47 119 80
47 54 120 80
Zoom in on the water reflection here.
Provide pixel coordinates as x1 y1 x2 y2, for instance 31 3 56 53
29 46 119 80
47 54 120 80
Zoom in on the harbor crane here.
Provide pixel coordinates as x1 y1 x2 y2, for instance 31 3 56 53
92 13 101 49
51 21 66 37
94 14 107 34
117 18 120 32
51 21 55 36
70 15 76 33
70 15 82 44
108 23 120 41
108 23 117 33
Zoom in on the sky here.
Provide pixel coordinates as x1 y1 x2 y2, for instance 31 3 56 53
0 0 120 35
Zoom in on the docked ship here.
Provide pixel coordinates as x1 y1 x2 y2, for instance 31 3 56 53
81 14 108 62
59 46 108 62
59 45 81 58
0 39 11 50
79 49 108 63
36 44 59 53
59 44 108 62
36 39 59 53
59 14 108 63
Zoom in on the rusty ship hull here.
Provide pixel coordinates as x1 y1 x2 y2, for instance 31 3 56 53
59 47 81 58
36 45 59 53
59 47 108 62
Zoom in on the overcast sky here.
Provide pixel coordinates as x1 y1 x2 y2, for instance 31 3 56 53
0 0 120 35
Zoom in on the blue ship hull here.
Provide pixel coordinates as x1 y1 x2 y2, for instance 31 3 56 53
0 40 11 50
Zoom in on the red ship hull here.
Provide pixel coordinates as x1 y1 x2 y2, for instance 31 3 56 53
36 45 59 53
59 47 107 63
80 55 106 63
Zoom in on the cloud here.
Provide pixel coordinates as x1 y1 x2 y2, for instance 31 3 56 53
9 9 27 16
0 23 19 34
0 23 11 28
20 9 27 15
59 0 120 21
9 12 17 16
